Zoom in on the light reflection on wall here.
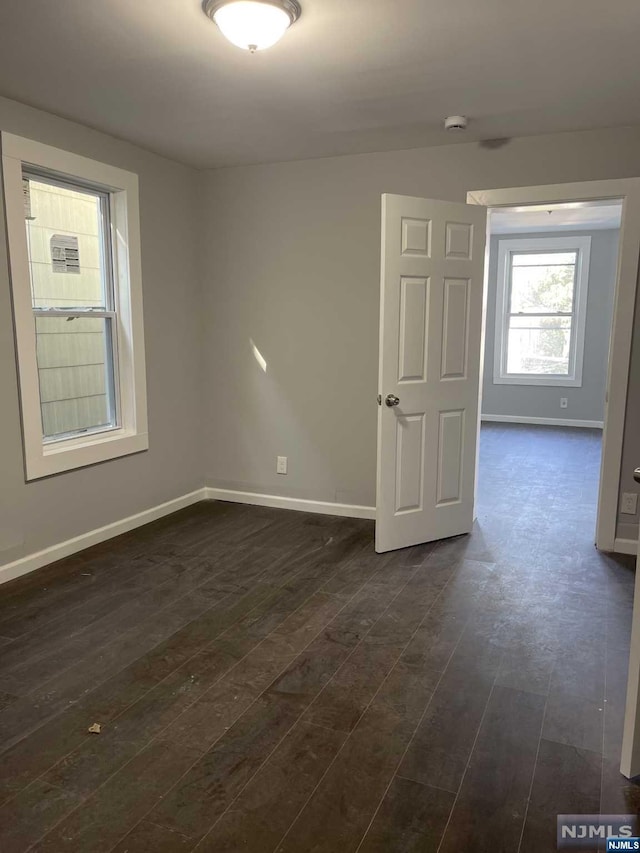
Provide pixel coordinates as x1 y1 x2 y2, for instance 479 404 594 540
250 338 267 373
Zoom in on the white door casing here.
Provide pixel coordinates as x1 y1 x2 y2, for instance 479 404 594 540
376 194 487 553
622 466 640 781
622 538 640 779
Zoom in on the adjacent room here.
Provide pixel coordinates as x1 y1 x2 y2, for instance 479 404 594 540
1 2 640 852
478 200 627 556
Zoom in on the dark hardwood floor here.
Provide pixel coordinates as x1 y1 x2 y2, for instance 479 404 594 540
0 423 638 852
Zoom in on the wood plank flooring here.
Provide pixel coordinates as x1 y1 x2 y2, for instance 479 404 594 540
0 423 638 852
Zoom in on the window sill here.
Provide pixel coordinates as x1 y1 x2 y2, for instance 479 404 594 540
26 430 149 481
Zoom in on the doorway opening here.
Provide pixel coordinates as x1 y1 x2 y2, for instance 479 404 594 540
477 199 624 555
468 180 640 556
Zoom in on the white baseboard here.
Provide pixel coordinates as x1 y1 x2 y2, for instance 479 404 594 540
205 487 376 520
614 538 639 556
482 414 604 429
0 485 375 587
0 488 208 586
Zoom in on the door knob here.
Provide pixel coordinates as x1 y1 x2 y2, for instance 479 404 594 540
385 394 400 407
634 468 640 484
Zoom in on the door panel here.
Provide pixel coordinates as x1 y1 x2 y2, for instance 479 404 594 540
445 221 475 259
441 278 469 379
401 217 431 256
376 194 487 553
395 414 425 513
398 277 429 382
437 409 465 505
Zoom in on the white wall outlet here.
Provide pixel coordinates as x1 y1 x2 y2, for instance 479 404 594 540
560 398 568 409
277 456 288 475
621 492 638 515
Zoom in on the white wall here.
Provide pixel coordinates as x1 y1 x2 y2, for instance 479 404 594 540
201 125 640 540
0 95 204 567
481 228 619 424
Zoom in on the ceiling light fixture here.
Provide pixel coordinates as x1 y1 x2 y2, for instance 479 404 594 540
203 0 301 52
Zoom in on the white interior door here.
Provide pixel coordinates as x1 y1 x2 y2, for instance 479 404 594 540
376 194 487 553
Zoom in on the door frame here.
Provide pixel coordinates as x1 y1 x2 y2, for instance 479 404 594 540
467 179 640 553
622 561 640 778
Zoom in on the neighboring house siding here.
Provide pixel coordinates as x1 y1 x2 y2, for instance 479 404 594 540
27 181 110 437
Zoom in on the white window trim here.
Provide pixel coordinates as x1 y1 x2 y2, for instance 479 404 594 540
1 132 148 480
493 235 591 387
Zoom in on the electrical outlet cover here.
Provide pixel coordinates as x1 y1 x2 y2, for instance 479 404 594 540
621 492 638 515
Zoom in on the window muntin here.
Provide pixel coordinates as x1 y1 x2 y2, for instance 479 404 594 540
493 236 591 387
24 173 119 442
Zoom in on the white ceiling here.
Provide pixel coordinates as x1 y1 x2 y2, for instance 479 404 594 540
491 201 623 234
0 1 639 168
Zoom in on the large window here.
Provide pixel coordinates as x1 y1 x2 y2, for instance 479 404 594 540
2 133 148 480
493 236 591 386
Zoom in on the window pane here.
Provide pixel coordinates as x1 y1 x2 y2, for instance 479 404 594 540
35 315 116 439
25 177 108 309
506 315 572 375
510 260 576 314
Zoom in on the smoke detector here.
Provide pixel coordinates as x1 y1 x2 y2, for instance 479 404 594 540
444 115 468 132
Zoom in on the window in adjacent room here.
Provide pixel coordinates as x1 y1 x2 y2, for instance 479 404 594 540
493 235 591 386
2 133 148 480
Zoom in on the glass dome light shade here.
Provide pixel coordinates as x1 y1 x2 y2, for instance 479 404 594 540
211 1 295 51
